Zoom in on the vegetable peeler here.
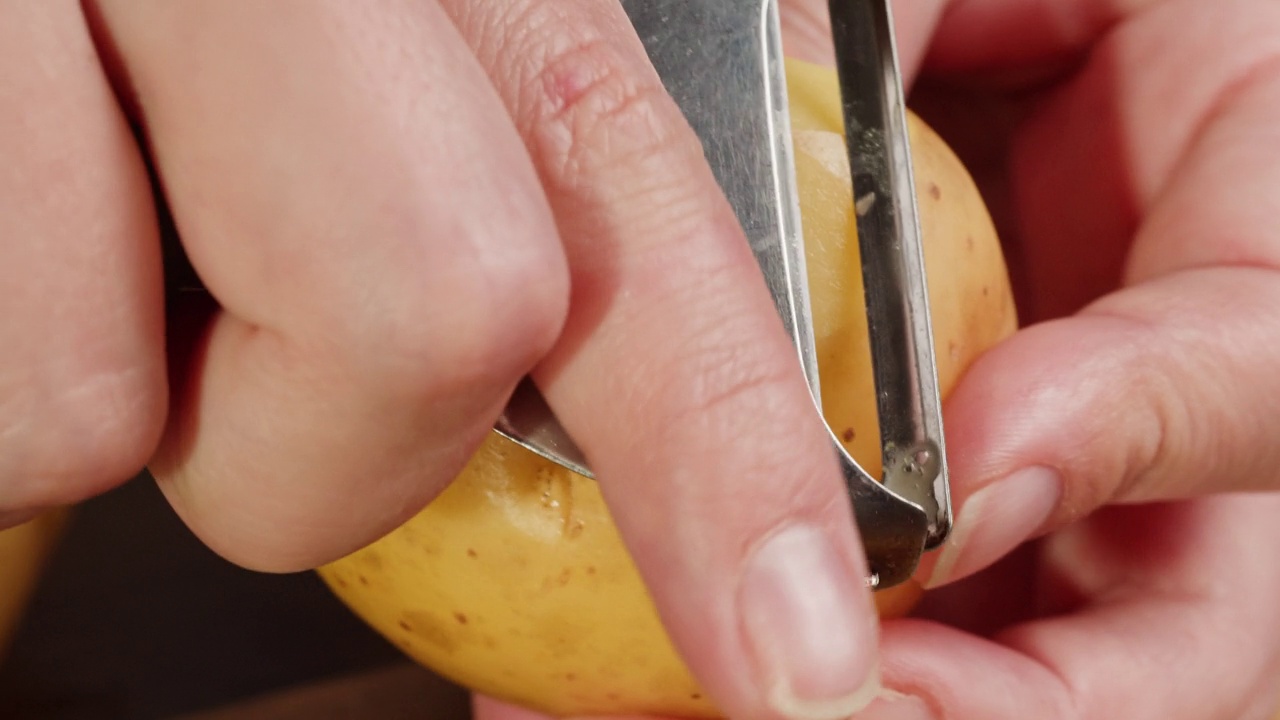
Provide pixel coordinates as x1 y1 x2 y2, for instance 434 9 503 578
497 0 950 590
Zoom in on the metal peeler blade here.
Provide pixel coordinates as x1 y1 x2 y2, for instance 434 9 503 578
496 0 950 589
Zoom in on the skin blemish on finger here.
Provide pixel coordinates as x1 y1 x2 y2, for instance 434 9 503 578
536 39 645 136
542 49 603 114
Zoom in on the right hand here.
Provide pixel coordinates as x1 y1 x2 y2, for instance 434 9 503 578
2 2 882 719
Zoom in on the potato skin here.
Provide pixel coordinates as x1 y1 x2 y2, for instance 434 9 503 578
0 509 69 661
318 58 1017 718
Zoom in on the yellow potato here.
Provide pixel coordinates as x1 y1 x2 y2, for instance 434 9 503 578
318 58 1017 718
0 509 68 660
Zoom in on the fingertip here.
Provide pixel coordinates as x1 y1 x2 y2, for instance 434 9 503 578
922 466 1061 589
916 316 1122 587
2 358 168 515
0 507 45 531
739 524 882 720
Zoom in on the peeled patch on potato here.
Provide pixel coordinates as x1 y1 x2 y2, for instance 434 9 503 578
318 58 1017 718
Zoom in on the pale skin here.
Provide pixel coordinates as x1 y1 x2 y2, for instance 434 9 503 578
1 1 1278 719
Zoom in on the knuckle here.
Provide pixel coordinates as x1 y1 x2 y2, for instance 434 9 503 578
339 239 568 397
2 365 165 506
524 34 684 183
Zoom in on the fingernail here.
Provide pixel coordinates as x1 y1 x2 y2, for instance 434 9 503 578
740 524 880 720
853 691 936 719
927 466 1061 589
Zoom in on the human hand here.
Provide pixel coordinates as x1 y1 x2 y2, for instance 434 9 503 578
469 0 1280 718
1 2 882 719
782 0 1280 718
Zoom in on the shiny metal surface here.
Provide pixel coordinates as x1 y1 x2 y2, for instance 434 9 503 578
495 0 949 588
828 0 951 548
496 378 594 478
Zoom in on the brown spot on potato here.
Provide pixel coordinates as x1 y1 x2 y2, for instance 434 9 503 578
404 611 458 653
565 673 577 682
586 565 597 575
530 616 587 659
928 183 941 200
965 235 975 251
558 568 573 586
982 285 990 297
398 619 412 632
357 575 370 586
841 427 855 442
466 548 478 558
454 612 469 625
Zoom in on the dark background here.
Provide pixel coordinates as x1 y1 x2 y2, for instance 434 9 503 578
0 475 467 719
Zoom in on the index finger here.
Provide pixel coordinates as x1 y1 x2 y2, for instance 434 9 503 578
445 2 880 719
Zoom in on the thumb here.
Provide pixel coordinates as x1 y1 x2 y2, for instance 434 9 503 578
919 267 1280 588
779 0 948 85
